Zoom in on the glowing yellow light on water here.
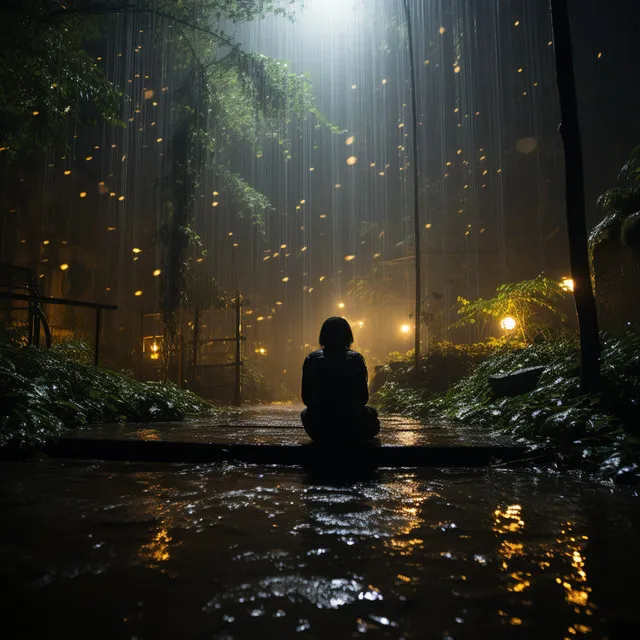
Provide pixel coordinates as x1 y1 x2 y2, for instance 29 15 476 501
153 269 161 276
345 136 355 145
561 277 574 292
337 302 345 309
344 255 356 261
134 290 143 297
401 324 411 334
282 277 289 282
79 192 87 198
346 156 357 166
132 248 142 254
500 316 517 331
59 263 69 271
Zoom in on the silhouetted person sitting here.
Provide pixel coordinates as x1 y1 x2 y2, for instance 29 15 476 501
301 317 380 443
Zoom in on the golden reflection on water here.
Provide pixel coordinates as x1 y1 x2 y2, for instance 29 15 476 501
494 504 595 636
140 528 172 562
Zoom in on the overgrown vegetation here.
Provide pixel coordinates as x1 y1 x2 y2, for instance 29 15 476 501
374 332 640 481
0 342 216 448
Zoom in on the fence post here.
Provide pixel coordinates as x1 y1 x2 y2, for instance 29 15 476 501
94 307 102 366
234 292 242 406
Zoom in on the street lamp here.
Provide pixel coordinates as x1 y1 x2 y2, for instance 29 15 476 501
500 316 517 331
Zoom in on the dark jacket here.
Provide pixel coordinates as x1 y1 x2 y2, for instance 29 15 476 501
301 348 369 412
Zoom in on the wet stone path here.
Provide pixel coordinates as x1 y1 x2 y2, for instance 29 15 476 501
1 460 638 639
60 404 516 447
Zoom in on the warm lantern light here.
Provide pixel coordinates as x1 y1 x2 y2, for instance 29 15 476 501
346 156 357 166
132 248 142 254
134 290 143 297
400 324 412 334
153 269 161 276
357 320 364 328
79 192 87 198
59 263 69 271
500 316 517 331
560 277 574 292
337 302 345 309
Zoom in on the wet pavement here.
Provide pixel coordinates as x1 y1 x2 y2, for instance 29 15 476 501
62 404 516 447
1 459 639 639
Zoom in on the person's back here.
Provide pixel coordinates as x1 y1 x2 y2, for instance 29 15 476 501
301 317 379 443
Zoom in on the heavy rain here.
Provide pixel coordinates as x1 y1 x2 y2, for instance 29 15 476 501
1 0 639 638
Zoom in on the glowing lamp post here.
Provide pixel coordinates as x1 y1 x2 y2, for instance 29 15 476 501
500 316 517 332
560 277 574 292
400 323 412 335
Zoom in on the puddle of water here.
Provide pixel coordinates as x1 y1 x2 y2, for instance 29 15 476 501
0 460 638 638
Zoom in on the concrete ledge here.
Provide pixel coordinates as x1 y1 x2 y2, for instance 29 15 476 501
45 437 536 467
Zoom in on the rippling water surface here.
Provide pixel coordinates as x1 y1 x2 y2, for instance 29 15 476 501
1 460 638 639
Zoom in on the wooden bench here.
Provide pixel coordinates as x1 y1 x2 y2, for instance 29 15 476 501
0 263 117 365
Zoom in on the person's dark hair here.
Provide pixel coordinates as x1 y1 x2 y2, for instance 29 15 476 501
319 316 354 350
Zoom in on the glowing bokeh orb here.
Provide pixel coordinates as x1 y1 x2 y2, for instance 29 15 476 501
400 324 411 334
346 156 357 166
59 263 69 271
500 316 517 331
515 136 538 154
337 302 345 309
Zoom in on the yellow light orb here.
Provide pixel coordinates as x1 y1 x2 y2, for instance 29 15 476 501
153 269 161 277
259 347 267 355
346 156 357 166
134 290 143 297
59 263 69 271
345 136 355 146
500 316 517 331
132 247 142 254
400 324 411 334
560 277 574 292
337 302 345 309
344 255 356 261
79 192 87 198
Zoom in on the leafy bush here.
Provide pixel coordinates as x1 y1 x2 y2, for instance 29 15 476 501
0 342 216 448
375 332 640 480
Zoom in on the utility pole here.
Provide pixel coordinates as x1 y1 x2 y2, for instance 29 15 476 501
550 0 601 392
402 0 422 378
234 291 242 406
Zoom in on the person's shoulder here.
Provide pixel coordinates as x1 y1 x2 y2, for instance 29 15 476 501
305 349 324 361
346 349 366 363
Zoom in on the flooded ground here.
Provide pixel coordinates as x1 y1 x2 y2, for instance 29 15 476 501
1 460 638 639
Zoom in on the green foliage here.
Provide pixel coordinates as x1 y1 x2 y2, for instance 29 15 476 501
376 332 640 480
0 1 122 155
453 274 567 342
590 145 640 252
0 342 216 448
374 339 516 409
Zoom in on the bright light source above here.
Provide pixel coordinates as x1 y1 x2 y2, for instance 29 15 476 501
400 324 412 334
560 277 574 292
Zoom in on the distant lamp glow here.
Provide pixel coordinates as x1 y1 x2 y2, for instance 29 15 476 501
560 277 574 292
346 156 357 166
132 247 142 254
357 321 364 328
59 263 69 271
258 347 267 356
337 302 345 309
400 324 412 334
500 316 517 331
153 269 162 277
134 290 143 297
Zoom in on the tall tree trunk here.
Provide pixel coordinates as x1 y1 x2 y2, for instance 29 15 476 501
550 0 601 392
